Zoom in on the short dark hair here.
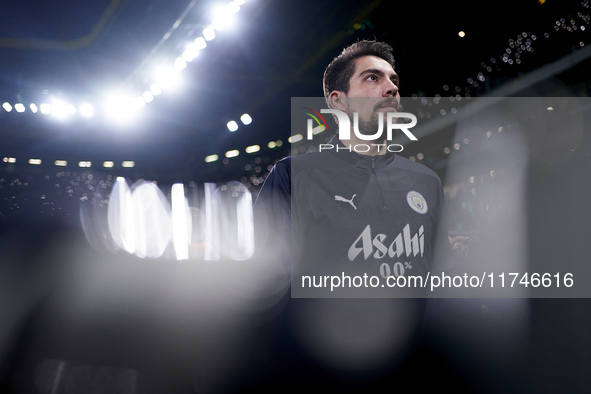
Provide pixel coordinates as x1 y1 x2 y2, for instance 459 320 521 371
323 40 395 106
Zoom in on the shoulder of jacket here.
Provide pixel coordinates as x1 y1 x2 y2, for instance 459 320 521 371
392 155 442 184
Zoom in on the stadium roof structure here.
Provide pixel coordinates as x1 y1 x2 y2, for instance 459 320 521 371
0 0 589 181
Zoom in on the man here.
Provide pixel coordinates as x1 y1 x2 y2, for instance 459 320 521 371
255 40 445 297
245 41 454 392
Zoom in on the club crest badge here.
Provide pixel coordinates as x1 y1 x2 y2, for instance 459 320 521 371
406 191 428 214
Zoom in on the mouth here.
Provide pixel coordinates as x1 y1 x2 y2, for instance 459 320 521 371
380 104 398 111
378 102 399 112
374 98 400 112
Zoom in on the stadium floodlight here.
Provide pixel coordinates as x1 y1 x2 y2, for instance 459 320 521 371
194 37 207 50
245 145 260 154
14 103 25 113
268 141 277 149
225 149 240 158
122 161 135 168
228 1 240 13
135 97 145 109
183 43 199 62
80 103 94 117
2 102 12 112
40 103 51 114
227 121 239 132
234 0 245 5
153 66 180 91
55 160 67 166
103 161 114 168
174 57 187 72
182 51 193 63
105 94 139 123
30 103 38 113
78 161 92 168
50 99 70 119
205 154 219 163
240 113 252 125
143 91 154 103
150 84 162 96
212 4 236 30
29 159 42 165
203 27 216 41
288 134 303 143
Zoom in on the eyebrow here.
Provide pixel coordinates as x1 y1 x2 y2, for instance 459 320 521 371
359 68 399 85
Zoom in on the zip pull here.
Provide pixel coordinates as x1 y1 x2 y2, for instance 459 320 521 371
371 157 375 169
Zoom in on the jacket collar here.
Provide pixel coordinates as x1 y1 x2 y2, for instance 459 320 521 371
325 135 396 168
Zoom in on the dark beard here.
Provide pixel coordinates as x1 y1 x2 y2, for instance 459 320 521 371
346 108 387 141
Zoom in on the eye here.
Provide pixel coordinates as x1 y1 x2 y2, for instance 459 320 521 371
365 74 378 82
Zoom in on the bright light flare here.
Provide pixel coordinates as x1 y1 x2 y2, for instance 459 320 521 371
108 178 136 253
227 121 238 132
225 149 240 158
30 104 38 113
135 97 145 108
131 181 172 259
312 124 325 135
103 161 114 168
55 160 67 166
212 3 237 30
194 37 207 50
228 1 241 13
105 94 140 123
143 91 154 103
172 183 191 261
78 161 92 168
40 103 51 114
29 159 42 165
245 145 260 154
205 154 219 163
289 134 303 143
174 57 187 72
210 181 254 260
14 103 25 113
50 100 71 119
203 27 216 41
122 161 135 168
183 43 199 62
80 103 94 117
2 102 12 112
150 84 162 96
153 66 181 91
240 113 252 125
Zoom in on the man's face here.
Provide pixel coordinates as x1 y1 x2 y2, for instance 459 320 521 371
330 55 400 138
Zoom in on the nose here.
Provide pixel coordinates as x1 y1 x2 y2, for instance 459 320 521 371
384 79 399 97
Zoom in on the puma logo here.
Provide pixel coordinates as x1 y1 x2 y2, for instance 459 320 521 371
335 194 357 210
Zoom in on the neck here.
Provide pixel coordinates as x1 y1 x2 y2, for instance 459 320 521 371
339 134 388 156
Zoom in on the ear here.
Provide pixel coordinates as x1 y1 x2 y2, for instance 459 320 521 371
329 91 348 111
